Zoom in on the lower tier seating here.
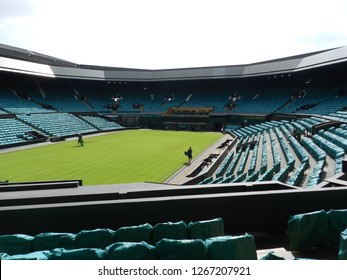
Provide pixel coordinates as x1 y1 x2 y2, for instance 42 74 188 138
0 217 258 260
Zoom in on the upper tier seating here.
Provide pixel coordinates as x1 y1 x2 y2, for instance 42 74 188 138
0 87 54 114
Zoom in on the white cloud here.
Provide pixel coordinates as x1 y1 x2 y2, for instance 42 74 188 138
0 0 36 19
1 0 347 69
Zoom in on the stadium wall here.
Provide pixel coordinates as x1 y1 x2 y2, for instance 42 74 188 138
1 186 347 239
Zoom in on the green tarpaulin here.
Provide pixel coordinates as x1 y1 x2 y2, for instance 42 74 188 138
338 228 347 260
33 232 76 251
156 238 207 260
76 228 115 249
205 235 257 260
114 223 153 244
152 221 187 245
0 234 33 255
187 218 224 240
106 241 157 260
49 248 107 260
327 209 347 245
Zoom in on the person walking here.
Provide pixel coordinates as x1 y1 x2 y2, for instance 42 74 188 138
186 147 192 165
77 134 84 147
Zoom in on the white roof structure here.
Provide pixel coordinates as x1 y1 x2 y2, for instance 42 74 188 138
1 44 347 81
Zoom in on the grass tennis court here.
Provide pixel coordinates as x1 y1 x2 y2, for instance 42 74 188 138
0 130 222 186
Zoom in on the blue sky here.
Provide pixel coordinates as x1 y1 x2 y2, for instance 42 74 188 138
1 0 347 69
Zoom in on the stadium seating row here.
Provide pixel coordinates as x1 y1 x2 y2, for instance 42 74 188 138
237 145 250 176
301 136 326 161
80 115 123 131
260 131 268 174
247 133 260 175
0 218 258 260
287 209 347 260
281 124 309 162
318 130 347 152
0 114 123 146
2 75 347 116
0 234 257 260
306 160 325 188
269 129 281 173
312 134 344 159
17 113 97 137
0 119 36 146
204 115 346 188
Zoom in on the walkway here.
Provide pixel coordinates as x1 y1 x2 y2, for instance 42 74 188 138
165 133 234 185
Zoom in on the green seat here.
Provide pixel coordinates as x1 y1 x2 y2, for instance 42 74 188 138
76 228 115 249
327 209 347 245
0 234 33 255
114 223 153 244
156 238 207 260
33 232 76 251
152 221 187 244
187 218 224 240
106 241 157 260
205 235 257 260
288 210 330 250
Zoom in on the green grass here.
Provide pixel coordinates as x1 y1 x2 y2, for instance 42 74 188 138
0 130 222 186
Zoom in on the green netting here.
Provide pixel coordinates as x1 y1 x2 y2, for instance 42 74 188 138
205 235 257 260
114 223 153 244
288 209 330 250
48 248 107 260
3 250 51 260
0 234 34 255
76 228 115 249
327 209 347 245
156 238 207 260
260 251 285 260
33 232 76 251
152 221 187 244
187 218 224 240
106 241 157 260
338 229 347 260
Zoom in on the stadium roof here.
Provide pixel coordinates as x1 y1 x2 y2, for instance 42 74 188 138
0 43 347 81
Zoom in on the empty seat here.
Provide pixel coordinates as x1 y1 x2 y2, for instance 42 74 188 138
156 238 207 260
187 218 224 240
0 234 33 255
327 209 347 245
114 223 153 244
76 228 115 249
288 210 330 250
152 221 188 245
106 241 157 260
205 235 257 260
33 232 76 251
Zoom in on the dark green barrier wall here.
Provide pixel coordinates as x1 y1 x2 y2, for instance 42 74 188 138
0 187 347 238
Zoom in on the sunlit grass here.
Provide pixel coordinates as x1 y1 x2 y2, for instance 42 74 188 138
0 130 222 185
